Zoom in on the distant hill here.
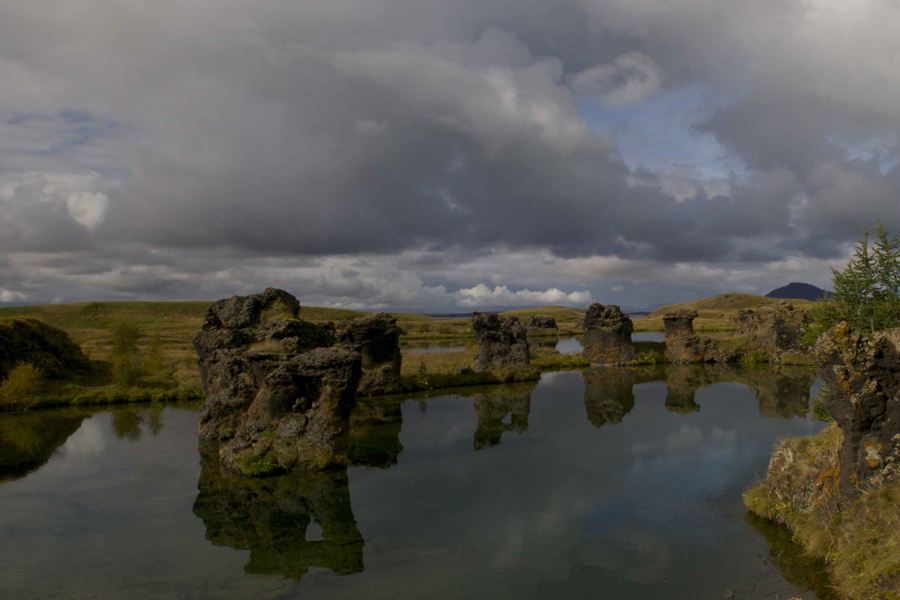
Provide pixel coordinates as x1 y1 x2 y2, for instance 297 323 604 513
765 282 828 301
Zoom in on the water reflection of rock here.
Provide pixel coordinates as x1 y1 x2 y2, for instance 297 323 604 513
744 512 839 600
472 382 536 450
663 365 703 414
581 365 814 426
193 445 364 579
348 396 404 468
741 369 815 419
0 409 86 483
582 368 643 427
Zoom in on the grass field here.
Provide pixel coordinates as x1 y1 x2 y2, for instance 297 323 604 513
0 294 815 408
0 301 584 396
634 293 816 332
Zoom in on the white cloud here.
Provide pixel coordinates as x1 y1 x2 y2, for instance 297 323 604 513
455 284 592 307
0 289 27 303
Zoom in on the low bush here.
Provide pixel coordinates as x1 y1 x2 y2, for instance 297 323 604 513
0 363 44 407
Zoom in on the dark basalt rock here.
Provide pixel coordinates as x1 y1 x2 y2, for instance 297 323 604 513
193 288 362 475
735 301 811 356
663 309 729 364
663 309 698 337
0 318 91 380
814 323 900 495
336 313 402 395
472 312 531 373
582 304 636 365
193 445 364 579
525 315 558 334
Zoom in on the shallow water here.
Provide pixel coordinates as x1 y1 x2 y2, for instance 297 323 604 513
0 366 833 600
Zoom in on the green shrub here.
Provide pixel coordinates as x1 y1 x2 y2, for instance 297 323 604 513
112 353 142 387
741 349 770 364
110 323 141 356
143 334 166 374
0 363 43 407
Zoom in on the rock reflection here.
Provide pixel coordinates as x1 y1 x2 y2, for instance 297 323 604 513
348 396 404 468
0 409 86 482
582 368 666 427
664 365 707 414
472 382 536 450
193 446 364 579
581 364 815 426
741 369 815 419
744 512 838 599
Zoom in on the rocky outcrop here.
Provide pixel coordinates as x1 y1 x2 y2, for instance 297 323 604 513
472 383 535 449
472 312 531 373
193 446 364 579
814 322 900 494
525 316 558 334
735 301 811 356
582 304 636 365
663 309 698 338
193 288 362 475
0 318 90 381
663 309 729 364
337 313 402 395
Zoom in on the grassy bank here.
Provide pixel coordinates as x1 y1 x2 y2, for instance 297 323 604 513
744 426 900 599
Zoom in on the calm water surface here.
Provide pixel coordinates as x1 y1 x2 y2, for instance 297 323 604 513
0 367 832 599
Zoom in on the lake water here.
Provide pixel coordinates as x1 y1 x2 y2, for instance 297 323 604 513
0 366 833 599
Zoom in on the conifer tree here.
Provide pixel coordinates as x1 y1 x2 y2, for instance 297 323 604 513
811 222 900 335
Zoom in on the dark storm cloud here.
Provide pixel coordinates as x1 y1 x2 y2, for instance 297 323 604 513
1 0 899 306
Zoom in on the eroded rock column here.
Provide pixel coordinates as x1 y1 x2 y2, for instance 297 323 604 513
663 309 723 363
193 288 362 475
582 304 635 365
472 312 531 373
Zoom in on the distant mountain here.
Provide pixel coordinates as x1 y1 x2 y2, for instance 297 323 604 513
765 282 828 301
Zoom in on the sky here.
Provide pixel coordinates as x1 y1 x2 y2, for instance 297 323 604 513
1 0 899 311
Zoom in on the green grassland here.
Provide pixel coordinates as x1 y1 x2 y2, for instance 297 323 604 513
0 301 588 405
0 293 814 409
